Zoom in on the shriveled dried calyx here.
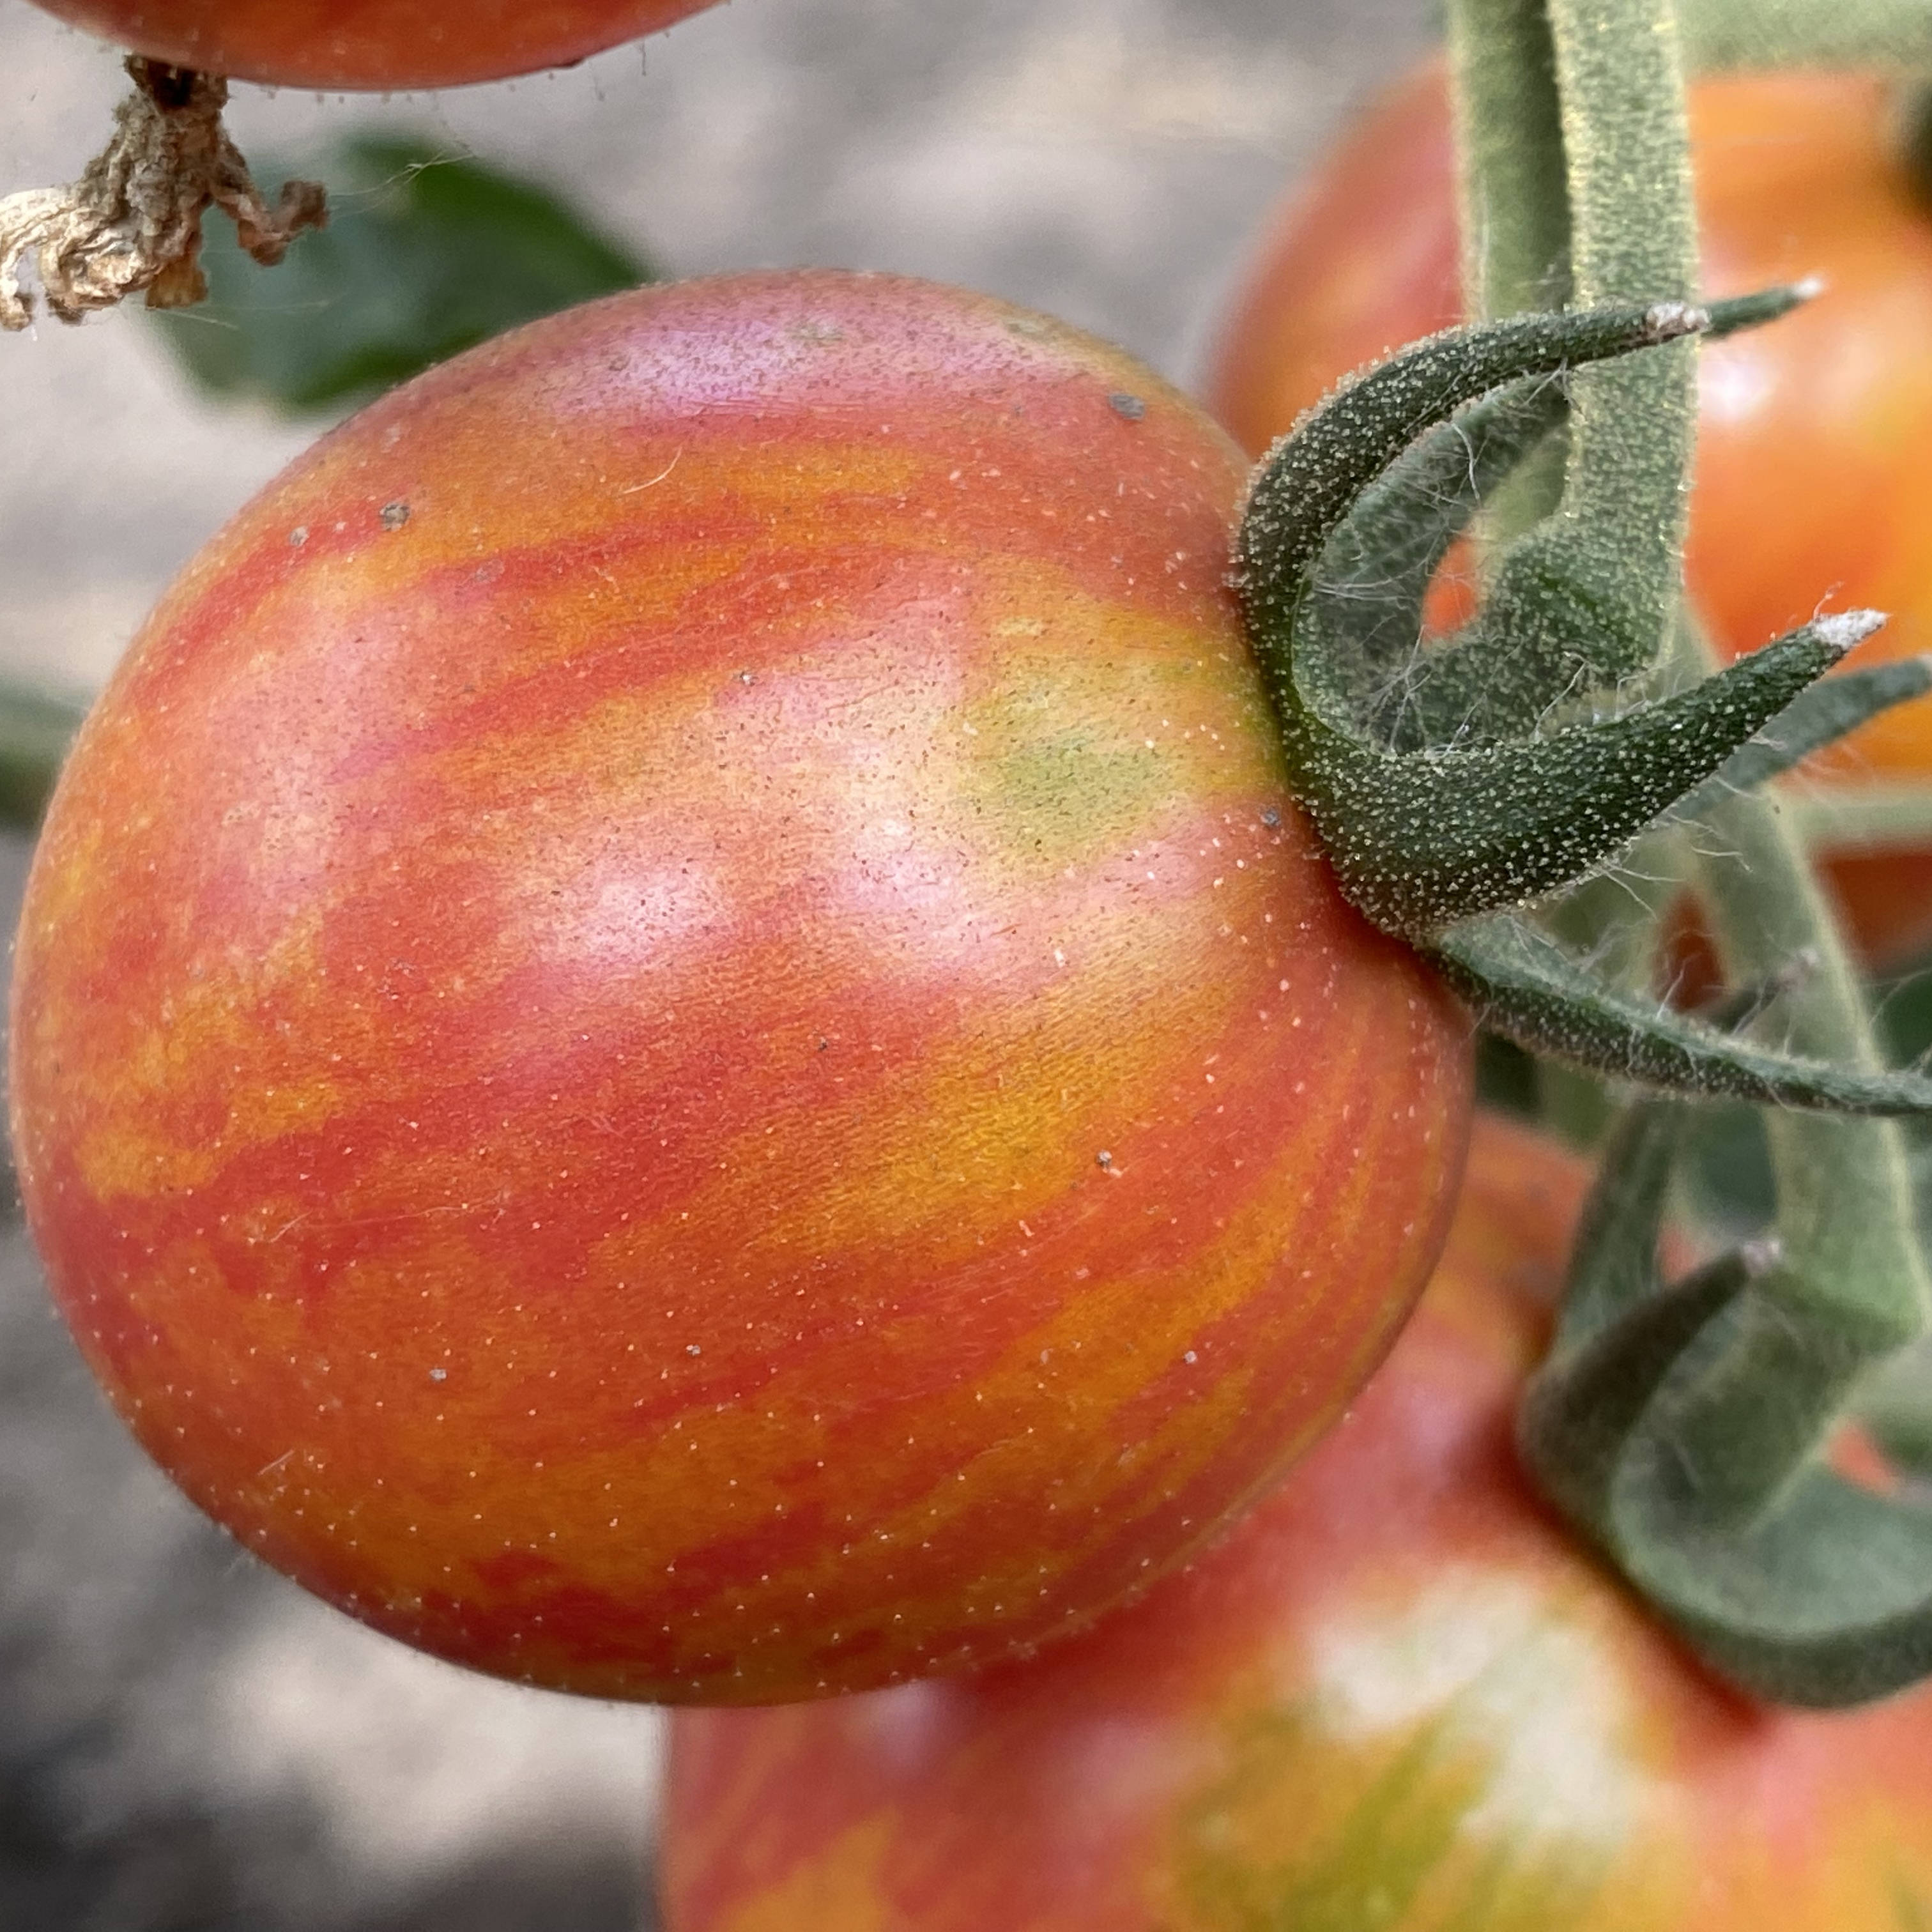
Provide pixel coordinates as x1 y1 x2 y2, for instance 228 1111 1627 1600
0 56 324 332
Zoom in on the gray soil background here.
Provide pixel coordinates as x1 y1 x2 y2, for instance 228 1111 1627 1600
0 1 1434 1926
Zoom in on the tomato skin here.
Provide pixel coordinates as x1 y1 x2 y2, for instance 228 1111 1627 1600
1209 67 1932 963
661 1114 1932 1929
26 0 719 91
9 271 1471 1705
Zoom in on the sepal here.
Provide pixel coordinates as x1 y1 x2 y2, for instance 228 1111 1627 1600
1236 294 1892 939
1671 648 1931 821
1430 912 1932 1114
1237 301 1708 640
1285 619 1850 935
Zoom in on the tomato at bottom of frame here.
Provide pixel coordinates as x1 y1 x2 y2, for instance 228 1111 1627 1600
660 1113 1932 1931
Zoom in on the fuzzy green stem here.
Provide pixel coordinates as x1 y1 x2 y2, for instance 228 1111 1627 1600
1446 0 1573 542
1681 0 1932 72
1544 0 1931 1497
1452 0 1698 690
1434 0 1932 1701
1674 617 1929 1509
1447 0 1697 1106
1447 0 1571 319
1790 786 1932 852
1544 0 1698 670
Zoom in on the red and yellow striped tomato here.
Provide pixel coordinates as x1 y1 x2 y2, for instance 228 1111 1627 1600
663 1113 1932 1928
27 0 720 91
10 272 1471 1704
1208 66 1932 963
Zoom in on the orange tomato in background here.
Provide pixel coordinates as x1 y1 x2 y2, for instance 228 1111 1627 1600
25 0 723 90
9 270 1470 1706
663 1112 1932 1930
1209 66 1932 963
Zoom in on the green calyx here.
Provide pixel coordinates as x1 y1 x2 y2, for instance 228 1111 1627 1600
1233 295 1932 1114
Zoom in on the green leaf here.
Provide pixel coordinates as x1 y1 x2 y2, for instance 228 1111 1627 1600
149 135 653 415
1431 911 1932 1114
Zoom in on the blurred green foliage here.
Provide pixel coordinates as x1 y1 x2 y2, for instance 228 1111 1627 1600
150 135 654 415
1607 956 1932 1245
1473 1031 1541 1118
0 683 88 829
1678 1100 1775 1238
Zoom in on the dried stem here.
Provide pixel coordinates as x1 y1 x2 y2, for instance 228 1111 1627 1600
0 57 325 333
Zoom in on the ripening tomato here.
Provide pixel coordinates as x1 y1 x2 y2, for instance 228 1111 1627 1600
10 271 1471 1705
1208 66 1932 963
27 0 721 91
663 1112 1932 1930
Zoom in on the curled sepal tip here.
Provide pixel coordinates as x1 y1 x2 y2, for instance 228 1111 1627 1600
1287 617 1852 936
1430 911 1932 1115
1671 638 1924 822
1237 300 1707 640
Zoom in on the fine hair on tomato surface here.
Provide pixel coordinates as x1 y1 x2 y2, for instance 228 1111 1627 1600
9 270 1471 1705
26 0 723 91
663 1114 1932 1929
1208 63 1932 964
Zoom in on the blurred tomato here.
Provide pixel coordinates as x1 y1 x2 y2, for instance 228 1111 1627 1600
1209 66 1932 963
663 1112 1932 1929
28 0 721 90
